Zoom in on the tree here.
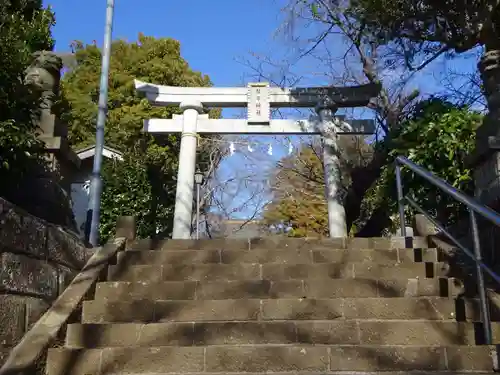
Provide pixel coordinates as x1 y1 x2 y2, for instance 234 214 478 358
263 98 480 237
245 0 434 236
347 0 496 53
251 0 490 236
263 135 374 237
98 148 175 240
365 98 482 234
0 0 55 209
342 0 495 111
62 35 224 242
198 136 279 238
264 143 329 237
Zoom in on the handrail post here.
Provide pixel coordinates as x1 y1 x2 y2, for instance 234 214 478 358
469 208 492 344
395 162 406 237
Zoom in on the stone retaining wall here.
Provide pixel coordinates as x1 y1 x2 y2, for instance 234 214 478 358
0 197 90 363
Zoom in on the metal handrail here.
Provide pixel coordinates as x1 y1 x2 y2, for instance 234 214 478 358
395 155 500 345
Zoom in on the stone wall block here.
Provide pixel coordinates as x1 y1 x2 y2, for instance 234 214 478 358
25 297 50 330
23 215 48 257
0 197 89 368
46 226 87 268
0 295 26 347
0 206 47 259
1 252 59 299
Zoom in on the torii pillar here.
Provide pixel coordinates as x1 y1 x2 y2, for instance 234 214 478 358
135 80 380 239
173 100 204 238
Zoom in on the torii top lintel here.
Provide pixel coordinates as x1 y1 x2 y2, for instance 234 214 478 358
134 80 381 109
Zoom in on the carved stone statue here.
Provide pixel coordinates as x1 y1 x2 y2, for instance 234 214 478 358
24 51 63 112
24 51 67 139
20 51 80 230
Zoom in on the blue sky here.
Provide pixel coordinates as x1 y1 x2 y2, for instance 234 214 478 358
45 0 283 87
46 0 478 100
44 0 482 220
44 0 291 219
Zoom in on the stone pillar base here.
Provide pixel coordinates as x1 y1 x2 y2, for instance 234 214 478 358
471 49 500 209
466 131 500 266
39 135 81 191
461 49 500 267
472 144 500 208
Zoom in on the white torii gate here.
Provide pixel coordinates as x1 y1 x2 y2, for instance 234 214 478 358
135 80 380 239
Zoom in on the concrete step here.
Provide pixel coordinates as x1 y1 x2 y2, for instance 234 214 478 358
46 345 496 374
127 236 430 251
95 278 464 302
108 262 449 282
117 247 440 266
67 320 500 347
82 297 488 323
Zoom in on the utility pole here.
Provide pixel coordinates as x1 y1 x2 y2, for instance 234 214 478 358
86 0 115 246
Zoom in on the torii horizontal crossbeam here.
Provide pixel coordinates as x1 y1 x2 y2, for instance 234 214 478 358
135 80 381 109
144 117 376 135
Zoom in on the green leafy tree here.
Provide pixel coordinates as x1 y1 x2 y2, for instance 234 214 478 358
264 145 329 237
364 98 482 235
0 0 55 206
264 99 480 237
98 149 175 240
62 35 221 241
347 0 496 53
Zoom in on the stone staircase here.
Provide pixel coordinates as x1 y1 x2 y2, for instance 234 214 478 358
46 237 500 374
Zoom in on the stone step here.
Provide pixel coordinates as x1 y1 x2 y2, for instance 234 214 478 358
82 297 488 324
67 321 500 347
108 262 449 282
46 345 496 374
117 247 440 266
96 277 464 301
95 278 464 301
127 237 429 251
